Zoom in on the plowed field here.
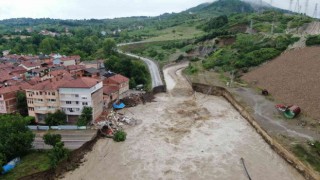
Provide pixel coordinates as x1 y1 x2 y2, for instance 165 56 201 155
242 47 320 120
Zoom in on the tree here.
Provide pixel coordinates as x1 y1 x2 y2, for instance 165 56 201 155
45 110 67 126
43 133 62 146
77 107 93 126
16 91 28 116
39 37 58 54
102 38 116 56
48 142 69 168
0 114 35 167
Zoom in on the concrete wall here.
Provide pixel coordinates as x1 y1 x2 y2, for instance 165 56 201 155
192 83 320 180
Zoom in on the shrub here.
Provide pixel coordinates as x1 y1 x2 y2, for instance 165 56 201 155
43 133 62 146
306 35 320 46
48 142 69 168
45 110 67 126
113 130 127 142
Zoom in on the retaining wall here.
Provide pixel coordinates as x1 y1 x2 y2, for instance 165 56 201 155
192 83 320 180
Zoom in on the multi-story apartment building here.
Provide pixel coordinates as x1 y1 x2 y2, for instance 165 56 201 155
26 77 71 122
59 77 103 123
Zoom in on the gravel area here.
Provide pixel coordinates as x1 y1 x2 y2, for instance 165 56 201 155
242 47 320 120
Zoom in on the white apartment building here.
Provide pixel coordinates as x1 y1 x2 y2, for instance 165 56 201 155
59 77 103 123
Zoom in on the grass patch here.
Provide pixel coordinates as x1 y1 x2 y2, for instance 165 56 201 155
1 151 50 180
292 144 320 172
146 25 204 42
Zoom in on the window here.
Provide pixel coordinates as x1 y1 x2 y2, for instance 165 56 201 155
52 92 55 96
81 96 87 99
49 99 56 102
66 101 72 104
76 101 79 105
75 94 79 97
36 92 38 95
40 92 42 95
48 92 50 95
28 107 34 111
76 108 80 111
45 92 47 95
82 102 88 106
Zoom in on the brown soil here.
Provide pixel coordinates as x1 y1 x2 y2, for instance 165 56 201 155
242 47 320 120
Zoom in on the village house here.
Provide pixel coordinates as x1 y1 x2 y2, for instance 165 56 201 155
103 86 119 107
80 60 105 69
103 74 129 95
84 68 100 78
0 82 30 114
19 61 42 71
66 65 85 77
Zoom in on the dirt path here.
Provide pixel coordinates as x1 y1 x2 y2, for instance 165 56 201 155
62 63 304 180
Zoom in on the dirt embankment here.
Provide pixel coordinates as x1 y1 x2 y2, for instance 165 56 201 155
242 47 320 120
20 131 101 180
192 83 320 180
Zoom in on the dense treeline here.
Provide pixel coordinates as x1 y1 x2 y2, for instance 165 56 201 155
104 54 151 89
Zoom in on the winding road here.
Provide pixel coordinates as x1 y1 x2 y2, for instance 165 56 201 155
117 43 163 88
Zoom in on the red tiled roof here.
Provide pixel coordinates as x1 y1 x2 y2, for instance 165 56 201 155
106 74 129 84
60 77 100 88
27 76 73 91
49 69 71 77
20 61 41 68
103 86 119 95
61 55 81 61
0 82 31 94
66 65 85 71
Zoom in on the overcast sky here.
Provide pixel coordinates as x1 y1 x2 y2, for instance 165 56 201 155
0 0 318 20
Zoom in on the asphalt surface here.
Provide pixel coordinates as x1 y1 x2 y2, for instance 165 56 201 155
117 49 163 88
32 130 97 150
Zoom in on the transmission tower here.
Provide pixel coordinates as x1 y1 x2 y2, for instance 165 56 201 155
295 0 300 13
289 0 294 12
305 0 309 15
313 3 318 18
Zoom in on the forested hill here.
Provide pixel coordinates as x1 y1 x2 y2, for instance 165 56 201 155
0 0 287 31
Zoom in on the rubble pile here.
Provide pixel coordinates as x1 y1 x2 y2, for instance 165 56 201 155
120 92 155 107
96 111 139 137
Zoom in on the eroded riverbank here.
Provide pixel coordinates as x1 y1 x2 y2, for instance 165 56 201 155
62 63 304 180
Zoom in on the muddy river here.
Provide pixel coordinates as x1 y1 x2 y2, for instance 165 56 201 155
62 63 304 180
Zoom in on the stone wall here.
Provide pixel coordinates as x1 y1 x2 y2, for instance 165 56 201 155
192 83 320 180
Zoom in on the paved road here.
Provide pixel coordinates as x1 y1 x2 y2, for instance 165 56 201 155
118 51 163 88
32 130 97 150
